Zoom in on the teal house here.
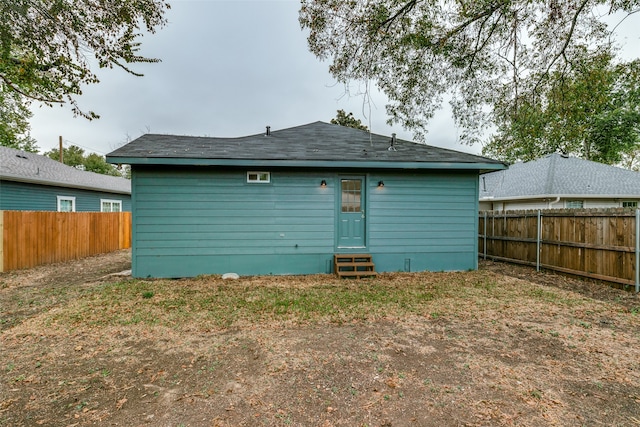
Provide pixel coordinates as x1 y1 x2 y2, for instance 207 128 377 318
1 146 131 212
107 122 505 278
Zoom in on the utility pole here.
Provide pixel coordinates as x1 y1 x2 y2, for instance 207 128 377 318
59 136 63 163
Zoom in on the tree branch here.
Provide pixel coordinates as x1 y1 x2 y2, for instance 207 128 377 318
512 11 518 116
111 59 144 77
25 0 55 21
0 75 61 103
609 8 640 43
7 56 59 71
377 0 419 31
534 0 589 91
465 8 506 74
436 1 506 47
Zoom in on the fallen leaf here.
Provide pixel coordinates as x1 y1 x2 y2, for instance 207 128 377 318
116 398 127 410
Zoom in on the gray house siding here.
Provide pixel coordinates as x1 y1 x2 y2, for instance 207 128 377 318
0 180 132 212
131 166 479 278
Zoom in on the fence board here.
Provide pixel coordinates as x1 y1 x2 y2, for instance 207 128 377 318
1 211 132 272
480 209 638 287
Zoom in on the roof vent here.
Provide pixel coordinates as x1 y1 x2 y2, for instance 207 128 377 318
265 126 271 136
15 154 28 159
388 133 397 151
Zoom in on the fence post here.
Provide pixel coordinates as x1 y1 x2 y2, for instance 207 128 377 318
537 210 541 272
0 211 3 273
483 211 487 260
636 208 639 293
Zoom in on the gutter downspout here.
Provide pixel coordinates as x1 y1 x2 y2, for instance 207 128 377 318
548 197 561 209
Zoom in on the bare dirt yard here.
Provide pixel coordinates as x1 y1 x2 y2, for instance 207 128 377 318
1 250 640 427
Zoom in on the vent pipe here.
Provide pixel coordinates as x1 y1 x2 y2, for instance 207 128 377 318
266 126 271 136
388 133 397 151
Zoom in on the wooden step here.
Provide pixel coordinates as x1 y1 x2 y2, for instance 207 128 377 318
334 254 377 278
335 262 375 268
334 254 373 262
336 271 377 278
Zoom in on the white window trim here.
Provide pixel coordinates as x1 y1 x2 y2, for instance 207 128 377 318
100 199 123 212
57 196 76 212
246 171 271 183
565 200 584 209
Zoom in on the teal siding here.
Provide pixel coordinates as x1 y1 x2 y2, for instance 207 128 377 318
367 172 479 272
131 167 481 278
132 167 335 277
0 180 131 211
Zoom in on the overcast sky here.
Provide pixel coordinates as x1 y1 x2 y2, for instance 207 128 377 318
28 1 638 158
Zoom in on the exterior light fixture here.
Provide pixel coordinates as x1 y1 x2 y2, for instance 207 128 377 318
378 181 384 188
321 180 327 187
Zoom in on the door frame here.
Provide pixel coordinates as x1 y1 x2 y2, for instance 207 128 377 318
335 174 368 251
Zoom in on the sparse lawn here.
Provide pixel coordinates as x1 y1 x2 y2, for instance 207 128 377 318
1 251 640 426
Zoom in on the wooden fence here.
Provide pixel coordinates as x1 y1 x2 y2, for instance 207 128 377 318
479 209 640 291
1 211 131 272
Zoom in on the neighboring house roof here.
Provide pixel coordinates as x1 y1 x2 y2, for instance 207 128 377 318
0 146 131 194
480 153 640 201
106 121 505 172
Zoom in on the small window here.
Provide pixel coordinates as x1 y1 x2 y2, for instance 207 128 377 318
101 199 122 212
57 196 76 212
623 201 638 208
565 200 584 209
247 171 270 183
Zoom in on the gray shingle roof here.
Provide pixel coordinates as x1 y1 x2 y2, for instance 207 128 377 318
0 146 131 194
480 153 640 199
106 121 504 170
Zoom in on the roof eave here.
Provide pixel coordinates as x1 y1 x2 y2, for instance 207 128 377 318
1 175 131 195
480 194 640 201
106 156 506 171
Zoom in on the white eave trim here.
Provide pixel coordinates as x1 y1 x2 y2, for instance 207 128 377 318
480 194 640 202
1 175 131 195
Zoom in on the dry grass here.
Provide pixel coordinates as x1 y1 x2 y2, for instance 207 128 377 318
25 270 604 332
2 253 640 426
